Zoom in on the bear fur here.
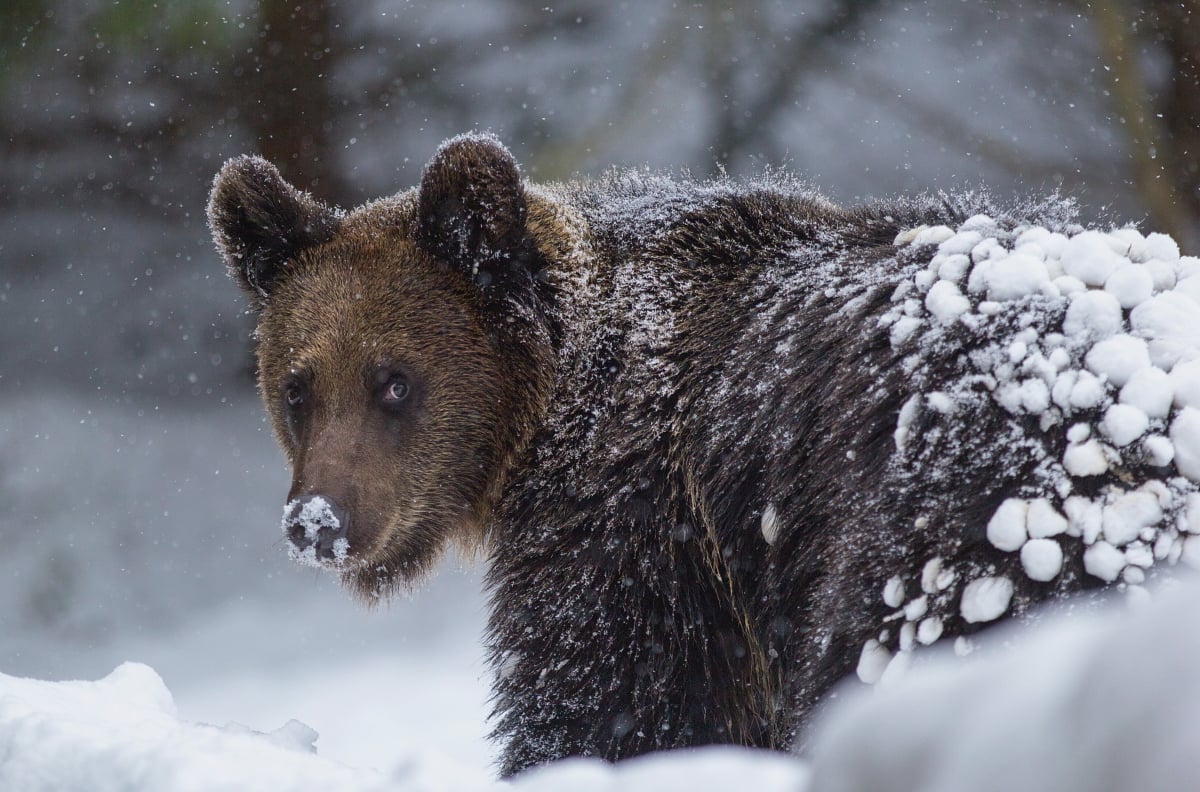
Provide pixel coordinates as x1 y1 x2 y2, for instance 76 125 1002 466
208 133 1200 776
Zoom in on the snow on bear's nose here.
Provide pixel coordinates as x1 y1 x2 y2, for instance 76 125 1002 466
281 494 350 567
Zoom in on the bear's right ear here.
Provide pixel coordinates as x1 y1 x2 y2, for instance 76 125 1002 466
414 133 532 297
207 155 340 305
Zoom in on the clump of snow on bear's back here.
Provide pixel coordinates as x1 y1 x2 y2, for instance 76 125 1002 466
869 216 1200 685
1173 407 1200 482
886 216 1200 493
959 576 1014 623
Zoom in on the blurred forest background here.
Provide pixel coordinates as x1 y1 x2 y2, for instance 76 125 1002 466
0 0 1198 682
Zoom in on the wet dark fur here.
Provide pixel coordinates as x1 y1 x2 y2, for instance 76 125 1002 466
209 136 1111 776
483 179 1044 771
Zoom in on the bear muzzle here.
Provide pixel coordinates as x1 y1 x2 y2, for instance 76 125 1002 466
281 494 351 567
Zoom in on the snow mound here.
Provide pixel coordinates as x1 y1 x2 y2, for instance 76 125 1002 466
810 576 1200 792
0 663 394 792
0 663 811 792
514 749 809 792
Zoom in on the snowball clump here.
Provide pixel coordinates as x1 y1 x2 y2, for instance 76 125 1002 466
864 217 1200 686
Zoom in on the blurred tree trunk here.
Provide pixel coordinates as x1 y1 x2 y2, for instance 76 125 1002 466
707 0 885 172
1090 0 1194 249
243 0 352 205
1150 0 1200 249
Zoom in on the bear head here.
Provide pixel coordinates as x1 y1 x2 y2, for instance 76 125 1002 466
208 134 565 597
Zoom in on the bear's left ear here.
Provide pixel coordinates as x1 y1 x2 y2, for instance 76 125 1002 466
207 155 340 306
415 133 534 294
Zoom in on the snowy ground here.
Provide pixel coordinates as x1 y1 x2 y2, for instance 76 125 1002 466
811 576 1200 792
7 556 1200 791
140 569 496 777
0 653 809 791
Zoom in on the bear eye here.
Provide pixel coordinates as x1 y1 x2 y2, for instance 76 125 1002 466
284 382 305 409
382 375 410 404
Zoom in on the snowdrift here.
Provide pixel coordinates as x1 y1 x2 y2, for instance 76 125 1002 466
810 576 1200 791
0 661 807 792
5 580 1200 791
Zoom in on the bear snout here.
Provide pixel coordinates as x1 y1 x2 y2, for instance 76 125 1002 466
281 494 351 567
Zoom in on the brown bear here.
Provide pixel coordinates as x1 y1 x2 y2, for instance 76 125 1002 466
208 133 1200 775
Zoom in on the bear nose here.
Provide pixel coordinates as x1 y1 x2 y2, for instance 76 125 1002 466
282 494 350 563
